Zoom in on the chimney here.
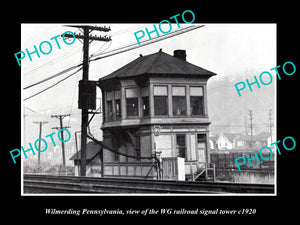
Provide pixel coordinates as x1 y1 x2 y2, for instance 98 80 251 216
173 49 186 61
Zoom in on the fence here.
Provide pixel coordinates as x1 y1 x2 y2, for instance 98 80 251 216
210 151 274 183
210 151 274 171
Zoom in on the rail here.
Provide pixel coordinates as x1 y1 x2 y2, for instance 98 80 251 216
23 174 274 194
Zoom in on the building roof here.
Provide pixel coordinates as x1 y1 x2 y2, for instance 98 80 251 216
214 133 241 144
222 133 241 142
69 141 102 161
99 50 217 81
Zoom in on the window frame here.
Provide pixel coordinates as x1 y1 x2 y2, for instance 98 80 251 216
153 85 168 117
190 86 204 116
115 99 121 120
142 96 150 117
106 100 114 121
176 134 187 159
126 97 139 118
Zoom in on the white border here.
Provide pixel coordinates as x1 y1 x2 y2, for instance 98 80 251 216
21 23 277 197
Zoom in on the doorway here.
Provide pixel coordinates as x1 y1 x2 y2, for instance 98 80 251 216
176 134 186 159
197 134 206 163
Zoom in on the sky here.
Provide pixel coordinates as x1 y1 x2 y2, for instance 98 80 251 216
21 23 276 164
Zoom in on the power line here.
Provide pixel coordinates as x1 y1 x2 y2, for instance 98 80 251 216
24 63 82 90
23 25 204 102
23 67 82 101
90 25 204 62
23 25 137 76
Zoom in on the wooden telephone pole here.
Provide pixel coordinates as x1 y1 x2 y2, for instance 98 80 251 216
268 109 274 144
51 114 71 166
33 121 48 164
64 25 111 176
248 110 254 148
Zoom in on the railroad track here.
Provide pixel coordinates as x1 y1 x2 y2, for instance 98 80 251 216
23 174 274 194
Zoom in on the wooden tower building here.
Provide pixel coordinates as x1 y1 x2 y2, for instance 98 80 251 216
97 49 217 180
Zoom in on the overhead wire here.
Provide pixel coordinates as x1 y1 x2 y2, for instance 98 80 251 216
23 36 82 75
89 25 204 62
23 24 204 101
23 66 83 101
23 63 83 90
23 25 143 76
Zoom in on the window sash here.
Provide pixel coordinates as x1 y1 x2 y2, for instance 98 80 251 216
176 134 186 158
126 88 138 98
172 86 185 96
107 101 113 120
154 96 168 116
154 86 167 96
172 96 186 116
190 86 203 96
142 96 149 117
115 99 121 119
126 98 138 117
190 96 204 115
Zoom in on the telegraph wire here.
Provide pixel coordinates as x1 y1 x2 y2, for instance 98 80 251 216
89 25 204 62
23 25 143 76
23 66 83 101
23 25 204 101
24 63 83 90
90 25 198 59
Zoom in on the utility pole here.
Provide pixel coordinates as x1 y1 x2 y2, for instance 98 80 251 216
244 116 248 136
33 121 48 164
248 110 254 148
51 114 71 166
64 25 111 176
268 109 274 144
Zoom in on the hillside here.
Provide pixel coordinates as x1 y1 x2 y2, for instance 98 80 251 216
207 73 275 135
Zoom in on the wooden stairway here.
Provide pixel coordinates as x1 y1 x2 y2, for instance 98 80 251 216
186 163 216 181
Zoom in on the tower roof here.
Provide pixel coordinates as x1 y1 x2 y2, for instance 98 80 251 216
99 50 216 81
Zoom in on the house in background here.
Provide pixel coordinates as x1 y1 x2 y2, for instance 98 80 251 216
210 133 246 151
97 49 217 181
217 133 235 150
209 131 274 152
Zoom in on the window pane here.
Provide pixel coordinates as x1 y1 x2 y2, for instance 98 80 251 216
176 134 186 158
107 101 113 120
154 96 168 116
172 86 185 96
126 88 138 98
126 98 138 117
190 96 204 115
142 96 149 117
190 86 203 96
115 99 121 119
197 134 206 142
154 86 167 96
173 96 186 116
